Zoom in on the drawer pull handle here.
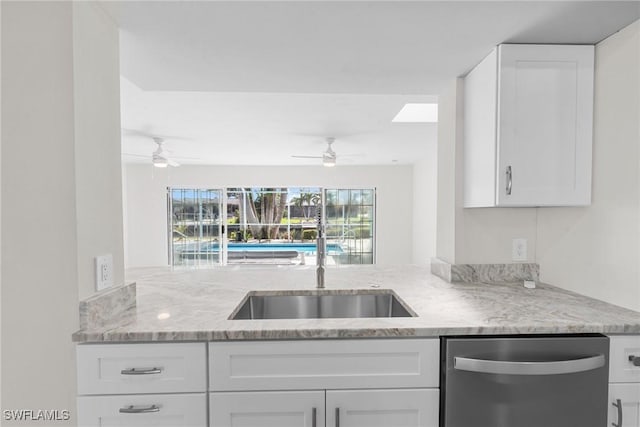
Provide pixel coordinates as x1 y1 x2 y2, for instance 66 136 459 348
506 165 513 195
335 407 340 427
612 399 623 427
312 407 317 427
119 404 160 414
120 367 163 375
629 355 640 366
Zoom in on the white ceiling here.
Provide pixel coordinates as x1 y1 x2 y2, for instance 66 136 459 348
101 1 640 167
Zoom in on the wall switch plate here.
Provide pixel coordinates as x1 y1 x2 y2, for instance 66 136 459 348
512 238 528 262
95 254 114 291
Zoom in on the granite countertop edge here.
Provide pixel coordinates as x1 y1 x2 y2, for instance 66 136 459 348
73 324 640 343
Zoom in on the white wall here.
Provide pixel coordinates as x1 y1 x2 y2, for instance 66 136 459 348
124 164 415 267
537 20 640 311
1 3 124 424
1 0 4 410
1 2 78 424
412 135 438 265
435 80 459 264
73 2 125 300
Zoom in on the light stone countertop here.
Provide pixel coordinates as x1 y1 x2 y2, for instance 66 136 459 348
72 265 640 342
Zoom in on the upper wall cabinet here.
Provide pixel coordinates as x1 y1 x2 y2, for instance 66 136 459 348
463 44 594 207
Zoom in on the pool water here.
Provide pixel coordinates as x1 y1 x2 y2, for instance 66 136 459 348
201 242 344 254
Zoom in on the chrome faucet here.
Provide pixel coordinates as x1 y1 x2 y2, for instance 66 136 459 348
316 205 325 289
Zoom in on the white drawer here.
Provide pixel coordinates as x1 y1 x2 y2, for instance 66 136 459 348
77 393 206 427
209 338 439 391
77 343 206 395
610 335 640 383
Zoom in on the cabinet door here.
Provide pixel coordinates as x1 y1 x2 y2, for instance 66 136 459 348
77 393 206 427
497 44 594 206
210 391 324 427
326 389 438 427
609 384 640 427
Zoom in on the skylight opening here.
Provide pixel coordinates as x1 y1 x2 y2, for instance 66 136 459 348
392 103 438 123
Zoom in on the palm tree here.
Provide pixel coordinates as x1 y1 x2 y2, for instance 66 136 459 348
292 192 321 221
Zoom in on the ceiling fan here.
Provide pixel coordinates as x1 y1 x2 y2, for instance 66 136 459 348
122 130 184 167
150 137 179 168
292 137 338 167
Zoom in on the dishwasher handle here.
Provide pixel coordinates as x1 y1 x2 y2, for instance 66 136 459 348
454 354 605 376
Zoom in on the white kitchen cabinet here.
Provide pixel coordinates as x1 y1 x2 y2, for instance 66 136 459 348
77 339 440 427
608 384 640 427
609 336 640 427
77 393 207 427
208 339 440 427
610 336 640 383
77 342 207 395
76 343 208 427
463 44 594 207
210 389 438 427
326 389 439 427
209 339 439 391
210 391 325 427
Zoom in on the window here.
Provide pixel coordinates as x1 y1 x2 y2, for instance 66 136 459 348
168 187 375 267
325 189 375 265
169 189 223 267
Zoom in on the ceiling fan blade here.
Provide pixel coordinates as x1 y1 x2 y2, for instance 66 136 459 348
292 155 323 159
122 153 149 158
122 128 192 141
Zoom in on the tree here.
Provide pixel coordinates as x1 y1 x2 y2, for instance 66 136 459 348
234 188 288 240
292 191 321 221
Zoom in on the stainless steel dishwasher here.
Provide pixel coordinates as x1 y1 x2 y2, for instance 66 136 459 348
440 334 609 427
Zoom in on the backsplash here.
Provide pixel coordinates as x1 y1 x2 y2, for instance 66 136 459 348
79 282 136 329
431 258 539 283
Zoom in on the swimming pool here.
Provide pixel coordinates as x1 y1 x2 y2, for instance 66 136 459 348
201 242 344 254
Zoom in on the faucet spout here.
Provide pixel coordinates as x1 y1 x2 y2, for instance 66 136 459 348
316 205 325 289
316 257 325 289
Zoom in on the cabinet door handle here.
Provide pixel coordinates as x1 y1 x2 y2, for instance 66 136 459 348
312 407 317 427
335 407 340 427
119 404 160 414
612 399 623 427
629 355 640 366
120 367 163 375
506 166 513 195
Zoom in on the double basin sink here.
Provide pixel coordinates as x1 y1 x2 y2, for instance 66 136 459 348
230 289 416 320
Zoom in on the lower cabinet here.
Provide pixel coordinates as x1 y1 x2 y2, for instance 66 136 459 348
77 339 440 427
609 384 640 427
78 393 207 427
210 391 325 427
609 335 640 427
210 389 438 427
326 389 439 427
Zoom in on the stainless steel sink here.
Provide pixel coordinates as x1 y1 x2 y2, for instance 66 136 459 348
230 290 416 320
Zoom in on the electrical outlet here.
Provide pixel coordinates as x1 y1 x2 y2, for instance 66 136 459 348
512 238 528 262
95 254 114 291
